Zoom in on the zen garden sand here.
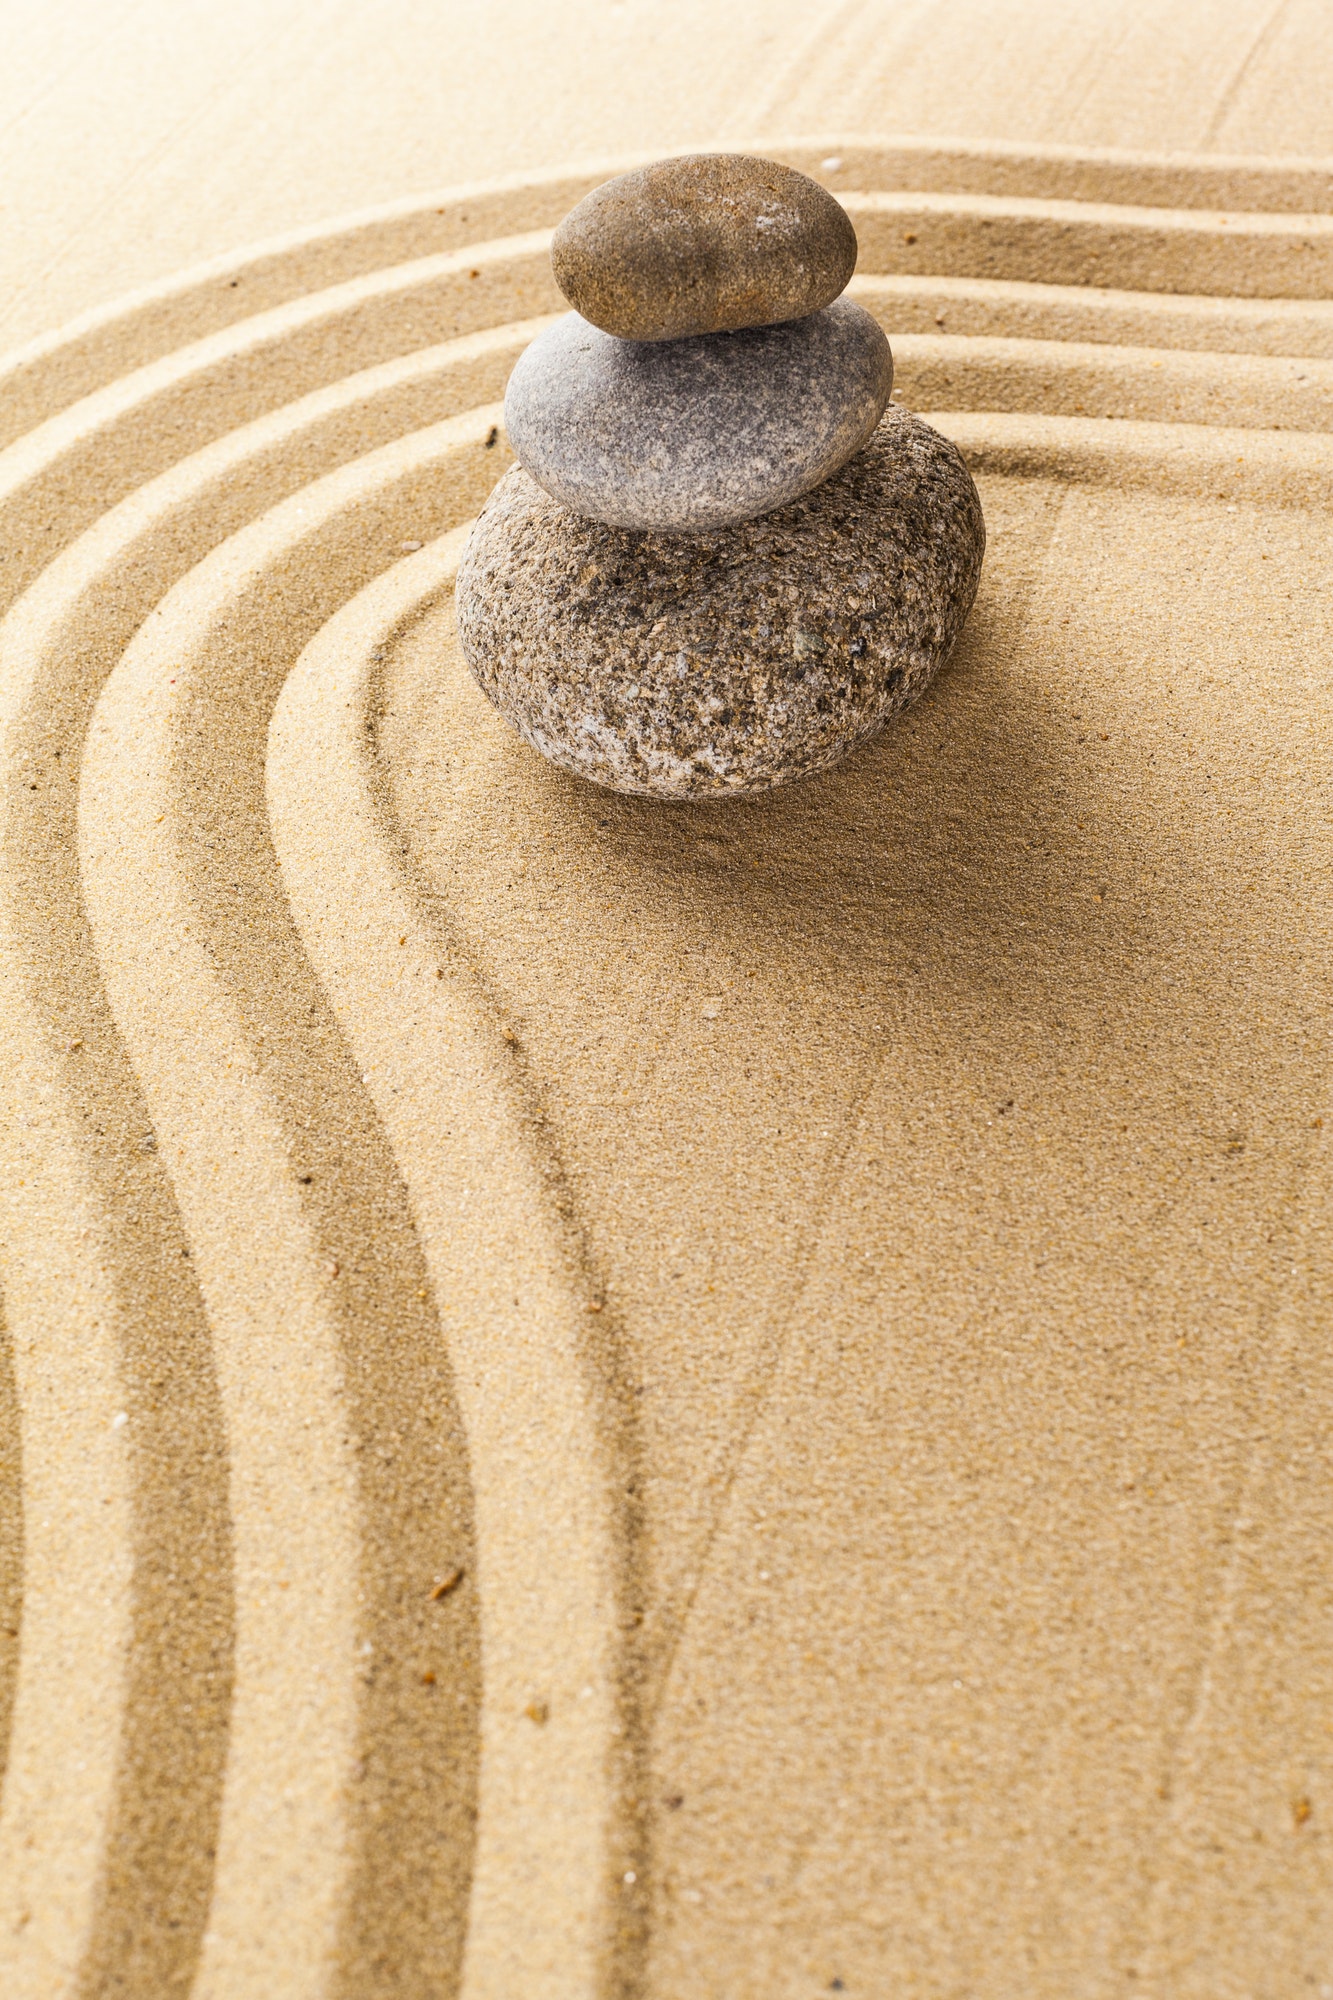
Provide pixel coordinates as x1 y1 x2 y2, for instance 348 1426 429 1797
1 4 1332 1997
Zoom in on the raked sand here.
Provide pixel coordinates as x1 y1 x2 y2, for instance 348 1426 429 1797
1 6 1333 1999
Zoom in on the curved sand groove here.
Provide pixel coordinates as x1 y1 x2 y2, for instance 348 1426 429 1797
0 577 233 1999
2 136 1328 451
802 135 1333 213
0 1144 135 1998
0 147 1326 632
846 189 1333 298
0 165 607 450
0 234 557 615
0 973 230 2000
890 333 1333 430
79 411 573 2000
270 529 643 2000
853 272 1333 359
0 324 541 2000
0 128 1315 1997
931 409 1333 507
0 202 1316 623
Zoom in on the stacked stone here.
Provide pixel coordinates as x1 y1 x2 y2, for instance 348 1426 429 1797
456 154 985 800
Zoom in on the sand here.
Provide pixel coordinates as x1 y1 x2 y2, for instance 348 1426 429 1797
1 5 1332 1998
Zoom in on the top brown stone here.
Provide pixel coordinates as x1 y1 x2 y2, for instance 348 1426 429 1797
550 153 858 342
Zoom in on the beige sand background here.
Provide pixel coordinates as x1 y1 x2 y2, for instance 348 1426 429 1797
4 0 1333 349
2 3 1333 1999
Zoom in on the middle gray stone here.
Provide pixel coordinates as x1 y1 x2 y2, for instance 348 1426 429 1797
503 300 893 533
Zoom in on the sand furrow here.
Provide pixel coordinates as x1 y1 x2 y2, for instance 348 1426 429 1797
270 528 642 2000
4 139 1328 461
0 167 605 449
800 134 1333 212
0 128 1320 1997
79 412 520 1998
930 408 1333 506
0 583 232 2000
852 272 1333 358
0 325 541 1997
844 270 1328 356
0 237 557 616
848 189 1333 298
889 333 1333 431
0 1113 137 1998
0 979 230 2000
1 152 1324 649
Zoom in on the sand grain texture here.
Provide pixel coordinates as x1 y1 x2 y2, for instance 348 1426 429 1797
1 7 1333 1997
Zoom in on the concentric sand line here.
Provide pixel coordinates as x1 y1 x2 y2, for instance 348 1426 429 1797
81 409 629 2000
799 134 1333 212
0 532 232 2000
931 409 1333 506
0 234 558 615
891 335 1333 431
0 136 1325 1998
0 325 542 2000
844 189 1333 297
79 415 509 1996
270 528 642 2000
3 137 1329 448
2 149 1330 631
851 272 1333 358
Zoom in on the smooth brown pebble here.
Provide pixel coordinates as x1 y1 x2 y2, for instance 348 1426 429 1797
551 152 858 342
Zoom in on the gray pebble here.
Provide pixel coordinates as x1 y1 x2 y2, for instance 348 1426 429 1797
504 301 893 533
455 409 985 801
551 152 858 342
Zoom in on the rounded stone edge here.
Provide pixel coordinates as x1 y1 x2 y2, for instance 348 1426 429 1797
502 303 894 534
550 152 859 343
455 412 986 802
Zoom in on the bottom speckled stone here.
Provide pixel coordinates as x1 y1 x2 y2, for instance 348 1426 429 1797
454 408 985 800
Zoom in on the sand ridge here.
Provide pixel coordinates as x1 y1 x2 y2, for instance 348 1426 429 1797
0 105 1331 2000
5 0 1333 347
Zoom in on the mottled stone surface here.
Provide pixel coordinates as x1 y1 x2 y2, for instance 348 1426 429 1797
551 153 858 342
455 409 985 800
504 301 893 532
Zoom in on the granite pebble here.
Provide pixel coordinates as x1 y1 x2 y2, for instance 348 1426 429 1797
551 153 859 342
504 299 893 532
455 408 985 800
